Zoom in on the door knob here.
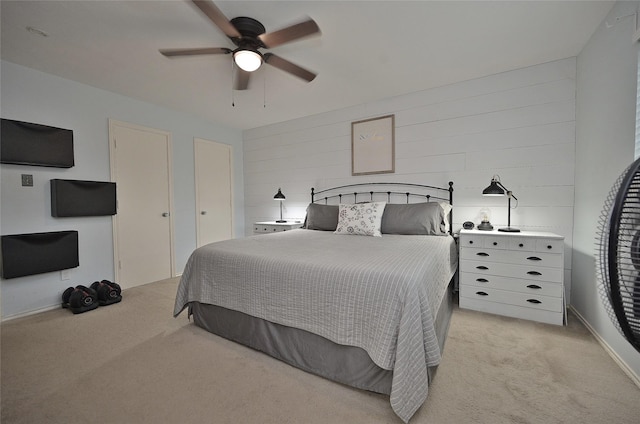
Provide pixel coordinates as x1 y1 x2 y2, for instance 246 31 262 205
162 212 170 217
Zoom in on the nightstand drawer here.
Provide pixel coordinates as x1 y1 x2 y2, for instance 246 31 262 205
460 247 563 268
459 260 563 283
460 272 563 297
253 221 303 234
459 285 563 313
254 224 282 233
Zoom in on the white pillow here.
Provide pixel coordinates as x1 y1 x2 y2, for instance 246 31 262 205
439 202 452 231
334 202 387 237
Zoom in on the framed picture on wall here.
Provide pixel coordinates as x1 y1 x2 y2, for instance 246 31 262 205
351 114 395 176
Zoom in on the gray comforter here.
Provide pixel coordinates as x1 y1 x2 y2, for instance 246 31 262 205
174 229 458 422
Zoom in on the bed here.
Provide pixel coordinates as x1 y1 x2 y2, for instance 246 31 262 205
174 182 457 423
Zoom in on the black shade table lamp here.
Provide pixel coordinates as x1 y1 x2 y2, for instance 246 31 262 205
274 188 286 223
482 175 520 232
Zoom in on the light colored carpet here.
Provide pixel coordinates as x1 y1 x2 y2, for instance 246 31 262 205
2 277 639 424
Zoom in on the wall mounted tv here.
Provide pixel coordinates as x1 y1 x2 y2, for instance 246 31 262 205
51 179 117 217
1 230 79 279
1 118 74 168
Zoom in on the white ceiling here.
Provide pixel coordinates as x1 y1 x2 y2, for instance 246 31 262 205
1 1 614 131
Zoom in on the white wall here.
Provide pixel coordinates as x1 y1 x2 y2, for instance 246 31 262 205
244 57 576 300
573 1 640 381
0 60 244 319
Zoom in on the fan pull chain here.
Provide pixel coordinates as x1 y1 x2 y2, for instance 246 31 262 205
263 69 267 108
231 61 236 107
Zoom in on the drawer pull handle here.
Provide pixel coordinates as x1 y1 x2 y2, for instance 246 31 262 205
469 240 474 244
476 266 489 270
526 299 542 304
527 271 542 276
477 252 490 257
547 245 553 250
527 284 542 290
519 243 524 248
476 291 489 296
527 256 542 261
476 278 489 283
492 242 498 246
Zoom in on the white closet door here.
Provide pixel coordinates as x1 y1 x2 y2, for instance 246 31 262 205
194 138 233 247
110 120 174 289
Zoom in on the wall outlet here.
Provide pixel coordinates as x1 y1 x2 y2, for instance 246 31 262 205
21 174 33 187
60 269 71 281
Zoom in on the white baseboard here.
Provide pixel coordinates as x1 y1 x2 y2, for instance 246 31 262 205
2 304 60 322
569 305 640 389
2 277 181 323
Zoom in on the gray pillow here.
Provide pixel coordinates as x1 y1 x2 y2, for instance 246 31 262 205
305 203 339 231
381 202 447 235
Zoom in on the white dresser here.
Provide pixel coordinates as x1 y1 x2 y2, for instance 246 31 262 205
253 221 303 234
458 229 565 325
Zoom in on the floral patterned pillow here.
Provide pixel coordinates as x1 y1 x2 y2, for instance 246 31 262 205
334 202 387 237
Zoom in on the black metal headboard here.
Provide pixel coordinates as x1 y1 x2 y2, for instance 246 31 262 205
310 182 454 234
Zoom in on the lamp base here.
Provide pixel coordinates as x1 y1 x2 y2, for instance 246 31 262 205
275 220 287 223
498 227 520 233
477 220 493 231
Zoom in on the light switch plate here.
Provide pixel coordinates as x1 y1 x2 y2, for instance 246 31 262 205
21 174 34 187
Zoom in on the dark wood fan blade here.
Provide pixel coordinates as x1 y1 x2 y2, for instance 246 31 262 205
191 0 241 39
160 47 231 57
264 53 316 82
258 18 320 48
233 67 251 90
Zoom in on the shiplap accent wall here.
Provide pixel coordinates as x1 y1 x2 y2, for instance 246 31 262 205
243 58 575 301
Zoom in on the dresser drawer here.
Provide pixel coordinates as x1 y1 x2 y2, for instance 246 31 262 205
460 235 508 249
458 296 564 325
460 235 563 253
460 272 563 297
460 247 563 268
459 235 481 248
535 238 563 254
459 285 563 313
459 260 563 283
507 237 537 251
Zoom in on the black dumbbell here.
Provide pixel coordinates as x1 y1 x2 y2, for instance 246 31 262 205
61 286 75 309
101 280 122 298
90 280 122 306
69 285 97 309
62 285 99 314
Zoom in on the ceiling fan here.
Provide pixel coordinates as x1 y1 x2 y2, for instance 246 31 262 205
160 0 320 90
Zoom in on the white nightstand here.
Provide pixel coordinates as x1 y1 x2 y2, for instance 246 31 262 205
458 229 565 325
253 221 303 234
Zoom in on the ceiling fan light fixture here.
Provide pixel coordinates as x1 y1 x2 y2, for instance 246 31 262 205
234 49 262 72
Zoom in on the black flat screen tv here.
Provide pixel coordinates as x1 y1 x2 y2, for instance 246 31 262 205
1 118 74 168
51 179 117 217
1 230 79 279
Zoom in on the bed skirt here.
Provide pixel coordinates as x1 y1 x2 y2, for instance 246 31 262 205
189 279 454 395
